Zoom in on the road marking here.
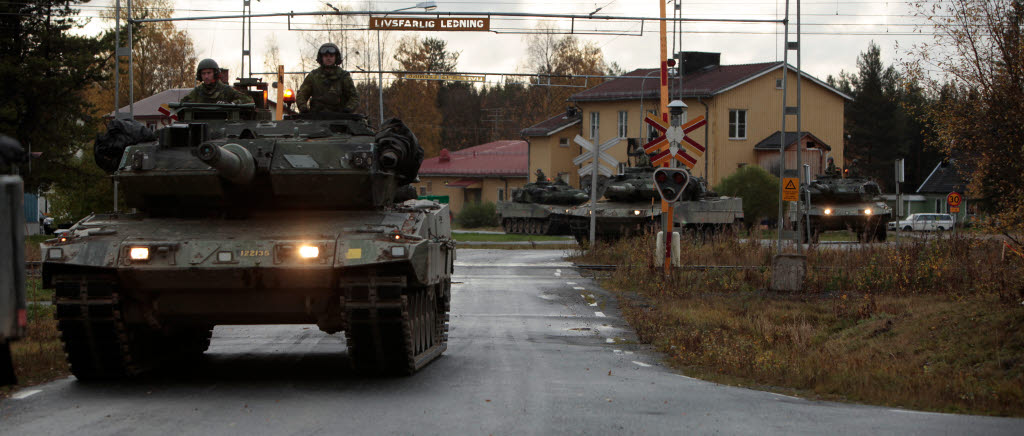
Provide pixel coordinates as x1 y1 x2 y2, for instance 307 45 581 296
606 338 615 343
455 262 572 268
594 311 606 317
573 286 585 290
566 281 577 285
588 294 595 299
589 302 598 307
11 389 41 400
888 409 943 416
632 361 652 367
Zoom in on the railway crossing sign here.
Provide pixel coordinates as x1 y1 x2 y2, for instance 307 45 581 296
947 192 962 213
573 135 620 178
642 114 706 169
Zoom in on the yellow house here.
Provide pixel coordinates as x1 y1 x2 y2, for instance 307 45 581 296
521 109 583 187
413 140 528 215
524 52 851 188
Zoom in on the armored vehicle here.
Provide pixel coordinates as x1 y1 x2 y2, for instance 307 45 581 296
791 170 891 243
1 136 27 385
498 179 587 235
567 166 743 244
40 99 454 380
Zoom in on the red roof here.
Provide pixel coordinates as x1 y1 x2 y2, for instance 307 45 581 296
521 111 581 137
569 63 850 102
419 140 528 177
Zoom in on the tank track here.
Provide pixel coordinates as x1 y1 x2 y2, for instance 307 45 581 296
53 275 212 380
342 275 449 374
53 274 141 380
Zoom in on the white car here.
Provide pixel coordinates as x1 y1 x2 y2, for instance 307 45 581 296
889 213 956 232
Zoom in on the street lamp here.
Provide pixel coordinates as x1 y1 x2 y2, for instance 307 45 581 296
378 1 437 127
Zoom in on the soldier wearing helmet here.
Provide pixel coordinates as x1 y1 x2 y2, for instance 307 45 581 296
181 58 254 104
296 43 358 114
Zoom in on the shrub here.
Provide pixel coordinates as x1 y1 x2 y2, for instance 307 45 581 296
456 201 498 228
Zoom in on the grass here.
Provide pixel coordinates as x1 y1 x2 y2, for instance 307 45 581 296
1 304 68 398
26 278 51 302
571 232 1024 416
25 234 49 262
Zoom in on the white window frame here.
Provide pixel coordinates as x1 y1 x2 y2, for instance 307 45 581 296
617 111 628 138
729 109 747 140
558 137 569 148
590 112 600 140
775 78 783 89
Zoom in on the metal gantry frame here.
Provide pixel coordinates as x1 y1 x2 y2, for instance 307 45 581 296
776 0 804 254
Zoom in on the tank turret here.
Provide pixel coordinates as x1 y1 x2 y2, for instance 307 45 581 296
602 167 658 202
512 180 588 206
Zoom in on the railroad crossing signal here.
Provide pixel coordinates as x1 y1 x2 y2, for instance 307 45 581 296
573 135 620 178
653 168 690 202
642 114 706 169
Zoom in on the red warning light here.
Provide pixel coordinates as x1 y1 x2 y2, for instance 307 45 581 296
283 88 296 104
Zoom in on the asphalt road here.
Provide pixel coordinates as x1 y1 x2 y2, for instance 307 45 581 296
2 249 1021 435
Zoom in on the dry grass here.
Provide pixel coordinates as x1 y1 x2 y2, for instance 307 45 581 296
573 232 1024 416
1 304 68 397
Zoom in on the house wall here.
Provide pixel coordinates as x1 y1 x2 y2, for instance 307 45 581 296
573 68 845 188
413 175 527 216
527 130 584 187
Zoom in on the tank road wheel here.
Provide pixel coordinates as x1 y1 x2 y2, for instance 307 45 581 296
541 220 552 235
344 278 448 375
502 218 512 233
54 275 143 380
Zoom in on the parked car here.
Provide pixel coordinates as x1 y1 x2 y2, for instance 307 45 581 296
888 213 956 232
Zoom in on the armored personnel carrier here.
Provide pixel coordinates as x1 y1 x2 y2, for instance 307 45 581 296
40 98 453 379
567 166 743 244
498 178 587 235
791 168 891 243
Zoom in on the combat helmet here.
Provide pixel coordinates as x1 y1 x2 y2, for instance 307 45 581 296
316 43 341 66
195 58 220 81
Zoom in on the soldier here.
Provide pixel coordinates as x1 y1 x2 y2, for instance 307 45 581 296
181 58 254 104
535 168 546 183
296 43 358 114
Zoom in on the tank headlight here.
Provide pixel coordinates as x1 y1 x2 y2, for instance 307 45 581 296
633 210 642 216
390 246 407 257
130 247 150 260
298 245 320 259
824 208 833 215
47 248 64 260
864 208 873 215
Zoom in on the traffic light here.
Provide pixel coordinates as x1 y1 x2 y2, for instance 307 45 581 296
652 167 690 202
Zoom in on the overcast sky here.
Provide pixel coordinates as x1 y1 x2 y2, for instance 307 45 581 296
77 0 934 86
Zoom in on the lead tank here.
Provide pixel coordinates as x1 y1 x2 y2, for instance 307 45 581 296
790 167 891 243
567 166 744 244
498 178 587 235
41 100 453 379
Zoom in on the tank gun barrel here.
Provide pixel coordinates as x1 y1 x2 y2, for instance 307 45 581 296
196 143 255 184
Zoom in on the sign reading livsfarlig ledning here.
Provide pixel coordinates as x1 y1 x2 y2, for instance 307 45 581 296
370 17 490 31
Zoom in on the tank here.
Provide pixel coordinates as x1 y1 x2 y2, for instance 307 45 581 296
497 179 588 235
567 166 744 244
40 100 454 380
790 167 892 243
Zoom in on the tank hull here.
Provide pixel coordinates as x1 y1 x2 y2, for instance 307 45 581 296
790 202 892 243
42 202 454 378
497 202 574 235
566 197 744 244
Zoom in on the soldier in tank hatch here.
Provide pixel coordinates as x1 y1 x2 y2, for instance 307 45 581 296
181 58 254 104
296 43 358 114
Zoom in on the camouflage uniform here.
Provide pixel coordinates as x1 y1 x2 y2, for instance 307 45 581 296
296 65 358 113
181 82 253 104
